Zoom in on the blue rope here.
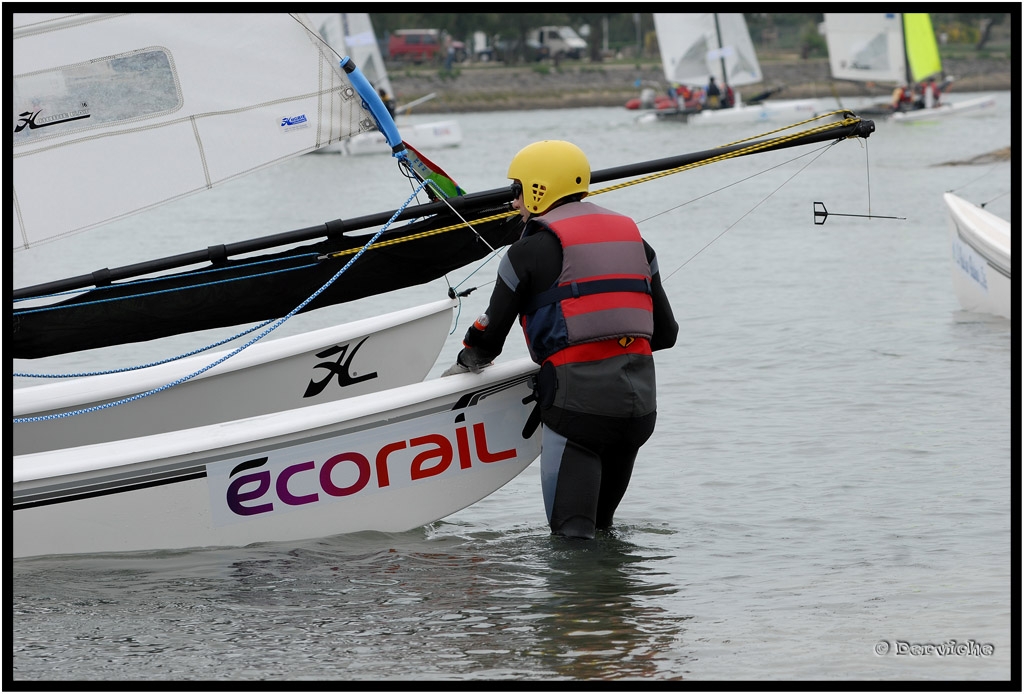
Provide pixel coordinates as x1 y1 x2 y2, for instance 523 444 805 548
14 180 430 424
13 320 275 380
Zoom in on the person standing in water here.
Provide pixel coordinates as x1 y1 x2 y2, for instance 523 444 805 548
443 140 678 539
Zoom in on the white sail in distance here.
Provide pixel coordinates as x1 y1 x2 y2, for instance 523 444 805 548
307 12 394 100
12 13 376 251
823 13 907 84
654 13 763 87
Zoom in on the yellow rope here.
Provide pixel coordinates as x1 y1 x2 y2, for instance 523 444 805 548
323 112 864 261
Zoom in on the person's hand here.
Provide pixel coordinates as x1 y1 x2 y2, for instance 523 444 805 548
441 361 471 377
441 350 491 377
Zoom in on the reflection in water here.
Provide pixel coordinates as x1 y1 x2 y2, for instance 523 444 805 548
206 527 692 680
523 529 690 679
12 527 691 681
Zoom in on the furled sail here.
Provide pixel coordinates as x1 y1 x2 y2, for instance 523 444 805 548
654 13 763 88
12 13 376 251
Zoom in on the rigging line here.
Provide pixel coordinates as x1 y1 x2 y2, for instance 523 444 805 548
948 163 1006 197
662 141 840 284
13 319 275 380
980 191 1009 209
14 181 431 418
12 252 322 305
12 262 320 316
634 142 834 226
865 137 871 216
591 116 864 198
395 156 502 256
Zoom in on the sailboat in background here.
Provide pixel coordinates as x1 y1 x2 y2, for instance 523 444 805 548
823 13 996 122
640 13 817 126
308 12 462 155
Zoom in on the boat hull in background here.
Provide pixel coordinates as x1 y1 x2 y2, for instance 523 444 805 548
944 192 1011 319
336 119 463 156
890 95 997 122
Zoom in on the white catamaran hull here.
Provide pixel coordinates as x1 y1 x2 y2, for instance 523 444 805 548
14 298 457 455
14 358 542 558
890 95 997 122
639 98 819 127
318 119 463 156
685 99 819 126
944 192 1011 319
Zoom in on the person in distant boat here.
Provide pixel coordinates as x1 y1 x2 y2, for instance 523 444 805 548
722 83 735 109
922 76 942 108
705 75 721 109
891 83 914 111
442 140 679 540
378 87 396 120
683 85 704 110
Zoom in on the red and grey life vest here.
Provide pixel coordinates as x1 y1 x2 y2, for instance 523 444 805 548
520 201 654 365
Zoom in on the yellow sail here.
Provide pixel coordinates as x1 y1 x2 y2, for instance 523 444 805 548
903 13 942 83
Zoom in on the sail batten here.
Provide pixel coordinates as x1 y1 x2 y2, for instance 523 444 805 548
13 13 374 251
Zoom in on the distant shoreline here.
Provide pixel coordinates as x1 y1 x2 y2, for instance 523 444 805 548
387 57 1012 114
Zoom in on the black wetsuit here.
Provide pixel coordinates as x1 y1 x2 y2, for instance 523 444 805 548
458 202 678 538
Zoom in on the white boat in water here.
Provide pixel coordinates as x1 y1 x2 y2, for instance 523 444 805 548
823 13 997 123
307 12 462 155
642 13 818 126
944 192 1011 319
889 95 996 122
13 358 541 559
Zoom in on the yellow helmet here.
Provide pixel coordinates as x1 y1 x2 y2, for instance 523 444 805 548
507 140 590 215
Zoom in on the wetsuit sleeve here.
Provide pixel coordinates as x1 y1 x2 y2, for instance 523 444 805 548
645 241 678 352
457 243 530 368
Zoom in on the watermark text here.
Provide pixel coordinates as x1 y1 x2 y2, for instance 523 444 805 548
874 640 994 657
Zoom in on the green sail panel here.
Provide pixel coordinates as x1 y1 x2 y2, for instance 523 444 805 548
903 14 942 83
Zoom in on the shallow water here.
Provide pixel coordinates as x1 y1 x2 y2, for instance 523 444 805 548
11 92 1014 682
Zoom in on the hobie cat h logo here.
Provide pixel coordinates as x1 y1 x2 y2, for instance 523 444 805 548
303 338 378 398
15 107 91 132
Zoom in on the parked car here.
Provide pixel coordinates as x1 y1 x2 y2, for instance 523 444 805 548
534 25 587 60
388 29 441 63
388 29 465 64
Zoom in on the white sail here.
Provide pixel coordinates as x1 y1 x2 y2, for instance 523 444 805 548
12 13 376 251
308 12 393 98
823 13 908 84
654 13 763 88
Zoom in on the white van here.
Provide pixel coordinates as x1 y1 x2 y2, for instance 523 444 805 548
534 26 587 60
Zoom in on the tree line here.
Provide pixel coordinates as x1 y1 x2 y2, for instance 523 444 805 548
369 12 1011 63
